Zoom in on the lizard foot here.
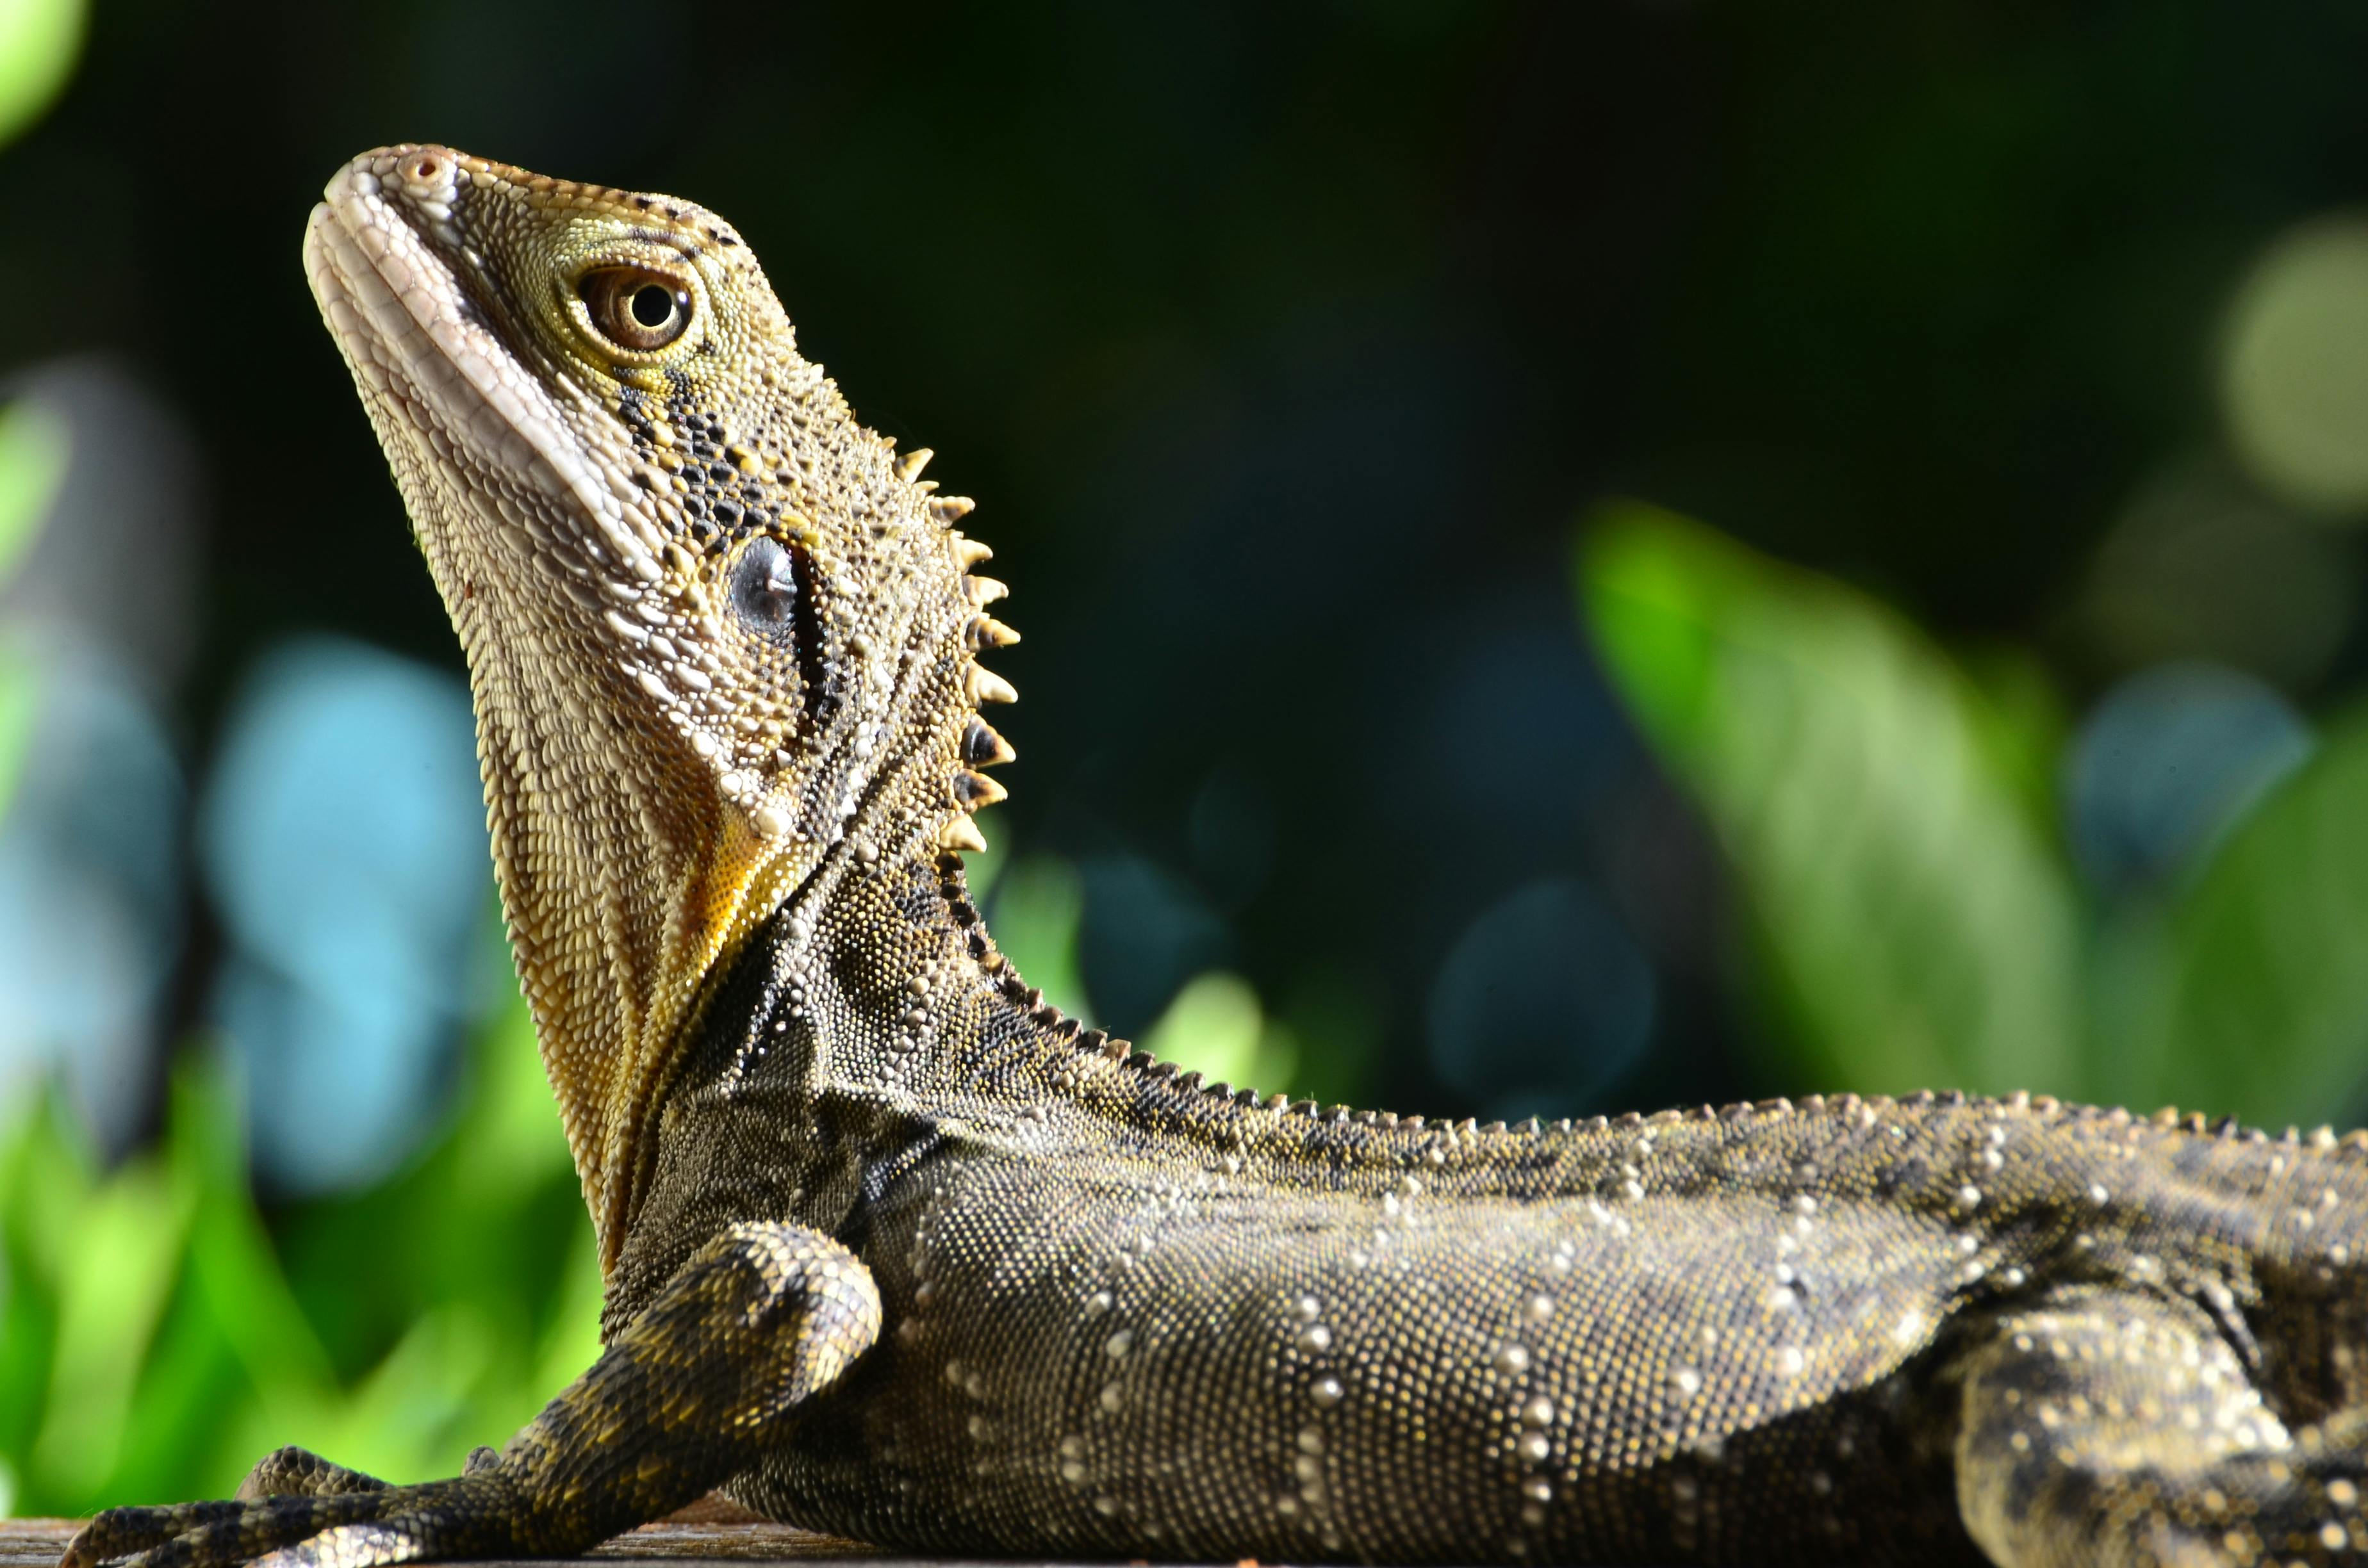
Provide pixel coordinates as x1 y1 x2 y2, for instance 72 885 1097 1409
68 1444 515 1568
67 1474 547 1568
64 1492 404 1568
1954 1286 2367 1567
63 1223 877 1568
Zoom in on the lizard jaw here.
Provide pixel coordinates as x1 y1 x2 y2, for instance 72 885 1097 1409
304 155 668 591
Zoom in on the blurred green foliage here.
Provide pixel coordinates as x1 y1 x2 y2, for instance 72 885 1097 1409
1583 503 2368 1130
0 990 598 1518
973 833 1311 1102
2136 717 2368 1125
0 397 64 815
0 0 79 151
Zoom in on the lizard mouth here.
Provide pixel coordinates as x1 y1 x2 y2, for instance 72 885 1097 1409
302 147 666 589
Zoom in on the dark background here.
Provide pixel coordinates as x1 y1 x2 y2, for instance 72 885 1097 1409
7 0 2368 1142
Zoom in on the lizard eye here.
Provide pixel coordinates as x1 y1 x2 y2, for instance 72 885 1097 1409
579 266 692 352
730 537 800 637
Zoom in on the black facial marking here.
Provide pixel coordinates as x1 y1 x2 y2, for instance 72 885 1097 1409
723 535 835 729
787 540 832 726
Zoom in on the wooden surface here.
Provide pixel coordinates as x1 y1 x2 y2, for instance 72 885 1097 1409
0 1515 1185 1568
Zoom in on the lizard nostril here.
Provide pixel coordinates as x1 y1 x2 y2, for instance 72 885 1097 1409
408 152 441 181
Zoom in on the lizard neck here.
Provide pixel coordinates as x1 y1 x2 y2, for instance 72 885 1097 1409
596 842 1060 1328
602 840 1324 1327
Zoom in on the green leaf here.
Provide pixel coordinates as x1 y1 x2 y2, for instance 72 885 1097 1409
0 400 69 819
0 1091 86 1470
0 0 84 149
1139 972 1298 1098
1580 502 2085 1098
34 1057 335 1514
25 1147 194 1503
2135 708 2368 1128
983 854 1092 1022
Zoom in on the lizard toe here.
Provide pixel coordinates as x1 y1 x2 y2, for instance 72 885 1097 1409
76 1493 397 1568
63 1503 246 1568
234 1476 545 1568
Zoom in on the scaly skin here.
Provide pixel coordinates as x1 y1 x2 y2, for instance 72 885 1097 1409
65 146 2368 1568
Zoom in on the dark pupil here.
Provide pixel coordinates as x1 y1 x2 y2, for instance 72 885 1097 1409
732 539 797 633
629 284 675 329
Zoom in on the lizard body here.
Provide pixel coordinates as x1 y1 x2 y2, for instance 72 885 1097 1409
64 147 2368 1568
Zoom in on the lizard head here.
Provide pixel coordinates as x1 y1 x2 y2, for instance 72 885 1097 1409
303 145 1015 1262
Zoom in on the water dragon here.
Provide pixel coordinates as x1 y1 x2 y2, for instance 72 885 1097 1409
62 145 2368 1568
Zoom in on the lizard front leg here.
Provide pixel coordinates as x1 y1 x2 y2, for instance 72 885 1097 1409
1953 1285 2366 1567
62 1223 880 1568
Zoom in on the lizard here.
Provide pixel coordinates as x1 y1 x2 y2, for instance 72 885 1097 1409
61 143 2368 1568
